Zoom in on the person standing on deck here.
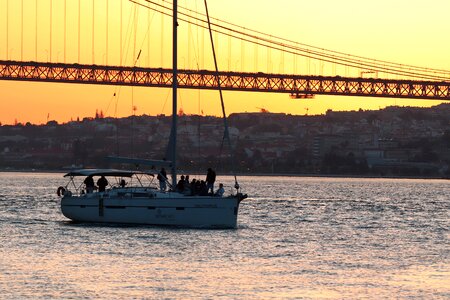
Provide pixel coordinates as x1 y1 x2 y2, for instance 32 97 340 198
157 168 168 191
83 175 95 193
97 176 108 192
206 168 216 195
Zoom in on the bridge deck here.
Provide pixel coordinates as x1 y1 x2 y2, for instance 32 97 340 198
1 60 449 100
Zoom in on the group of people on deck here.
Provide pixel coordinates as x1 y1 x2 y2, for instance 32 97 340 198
83 175 127 194
83 175 109 193
83 167 225 197
157 167 225 197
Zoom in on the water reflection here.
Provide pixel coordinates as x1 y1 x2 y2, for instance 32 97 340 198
0 173 448 298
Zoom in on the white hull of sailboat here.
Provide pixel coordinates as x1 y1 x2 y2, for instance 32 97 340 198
61 191 242 228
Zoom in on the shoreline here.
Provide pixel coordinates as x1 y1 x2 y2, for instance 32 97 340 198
0 168 447 180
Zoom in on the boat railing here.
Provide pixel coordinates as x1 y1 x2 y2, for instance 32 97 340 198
59 173 159 198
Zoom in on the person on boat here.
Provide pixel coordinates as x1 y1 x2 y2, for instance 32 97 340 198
119 179 127 188
97 175 108 192
199 180 208 196
83 175 95 193
182 175 191 195
176 175 185 192
157 168 167 191
189 179 197 195
194 179 202 195
215 183 225 197
206 168 216 195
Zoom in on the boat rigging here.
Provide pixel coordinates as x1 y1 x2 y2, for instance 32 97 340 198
57 0 248 228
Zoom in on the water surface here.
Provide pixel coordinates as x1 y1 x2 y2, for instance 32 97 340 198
0 173 448 299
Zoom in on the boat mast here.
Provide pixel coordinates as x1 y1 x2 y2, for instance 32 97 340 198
170 0 178 188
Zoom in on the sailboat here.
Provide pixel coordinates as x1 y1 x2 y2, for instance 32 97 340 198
58 1 247 228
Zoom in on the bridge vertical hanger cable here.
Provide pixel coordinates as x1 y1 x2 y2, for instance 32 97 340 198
160 3 164 68
6 0 8 59
21 0 23 61
254 43 258 73
35 0 37 61
78 0 80 63
148 5 151 66
120 0 123 64
280 45 284 74
187 21 190 70
133 5 138 66
203 0 239 191
267 37 271 73
228 32 232 71
293 52 297 75
50 0 52 62
64 0 66 63
92 0 95 64
241 29 244 71
106 0 109 65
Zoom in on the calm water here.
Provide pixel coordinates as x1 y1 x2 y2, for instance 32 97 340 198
0 172 448 299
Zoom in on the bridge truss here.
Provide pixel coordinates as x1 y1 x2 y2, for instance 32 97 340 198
1 60 449 100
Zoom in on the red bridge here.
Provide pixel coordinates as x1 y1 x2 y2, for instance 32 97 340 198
1 60 450 101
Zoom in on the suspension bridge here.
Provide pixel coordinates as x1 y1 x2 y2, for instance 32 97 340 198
1 0 449 101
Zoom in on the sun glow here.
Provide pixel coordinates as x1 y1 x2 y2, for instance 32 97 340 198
0 0 449 124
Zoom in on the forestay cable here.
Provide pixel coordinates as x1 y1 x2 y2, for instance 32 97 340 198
203 0 240 192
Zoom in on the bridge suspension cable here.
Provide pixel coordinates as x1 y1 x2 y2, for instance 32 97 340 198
130 0 450 82
172 1 450 76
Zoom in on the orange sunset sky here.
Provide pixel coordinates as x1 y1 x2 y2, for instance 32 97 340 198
1 0 449 125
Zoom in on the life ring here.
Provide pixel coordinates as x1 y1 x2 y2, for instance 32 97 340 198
57 186 66 197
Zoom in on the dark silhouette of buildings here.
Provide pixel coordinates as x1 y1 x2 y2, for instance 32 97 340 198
1 104 450 177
